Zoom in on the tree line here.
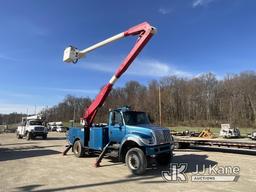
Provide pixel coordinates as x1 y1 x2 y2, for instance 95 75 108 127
0 113 25 125
1 71 256 128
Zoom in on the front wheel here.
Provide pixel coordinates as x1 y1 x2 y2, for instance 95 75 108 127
42 134 47 140
73 140 85 158
125 148 147 175
16 133 22 139
26 132 32 140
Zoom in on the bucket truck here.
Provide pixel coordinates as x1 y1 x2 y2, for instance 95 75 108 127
16 115 48 140
62 22 174 175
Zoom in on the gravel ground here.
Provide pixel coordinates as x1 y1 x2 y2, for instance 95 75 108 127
0 132 255 192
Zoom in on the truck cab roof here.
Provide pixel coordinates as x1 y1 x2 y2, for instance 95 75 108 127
111 106 131 113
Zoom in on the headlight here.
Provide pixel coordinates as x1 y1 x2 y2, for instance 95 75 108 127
140 136 155 145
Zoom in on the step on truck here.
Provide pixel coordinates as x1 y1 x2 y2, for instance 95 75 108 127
16 115 48 140
62 22 174 175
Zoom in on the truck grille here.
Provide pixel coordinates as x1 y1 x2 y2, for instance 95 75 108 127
34 127 44 132
154 129 171 144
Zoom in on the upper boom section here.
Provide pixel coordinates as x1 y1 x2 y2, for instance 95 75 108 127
63 32 125 63
63 22 156 126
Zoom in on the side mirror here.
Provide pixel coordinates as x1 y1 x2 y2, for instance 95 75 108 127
148 115 154 123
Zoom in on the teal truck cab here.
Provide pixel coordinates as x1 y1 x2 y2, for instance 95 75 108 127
67 107 174 175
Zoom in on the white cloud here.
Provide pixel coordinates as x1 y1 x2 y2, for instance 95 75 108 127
192 0 215 8
158 8 172 15
0 91 41 102
0 88 96 114
11 19 50 37
2 91 39 98
129 59 191 77
42 87 98 94
79 58 191 78
0 103 45 114
0 91 49 114
0 54 17 61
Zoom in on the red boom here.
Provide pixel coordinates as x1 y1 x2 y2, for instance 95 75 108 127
84 22 156 126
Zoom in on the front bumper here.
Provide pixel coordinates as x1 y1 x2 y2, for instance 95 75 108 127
145 143 173 156
31 132 48 136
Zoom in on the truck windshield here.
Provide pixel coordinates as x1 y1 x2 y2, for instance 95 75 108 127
29 121 42 125
123 111 150 125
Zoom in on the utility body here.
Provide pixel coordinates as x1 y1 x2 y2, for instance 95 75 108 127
55 121 66 132
16 115 48 140
219 124 240 138
67 107 173 174
48 122 57 131
248 131 256 140
63 22 174 175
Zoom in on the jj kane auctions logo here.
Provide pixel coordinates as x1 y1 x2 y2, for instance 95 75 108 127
162 163 240 182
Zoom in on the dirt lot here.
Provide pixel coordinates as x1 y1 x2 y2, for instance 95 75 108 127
0 132 256 192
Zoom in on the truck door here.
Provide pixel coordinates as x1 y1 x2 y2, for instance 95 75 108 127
109 111 126 142
21 121 27 135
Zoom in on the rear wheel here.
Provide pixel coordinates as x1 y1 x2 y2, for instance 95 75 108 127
73 140 85 158
125 148 147 175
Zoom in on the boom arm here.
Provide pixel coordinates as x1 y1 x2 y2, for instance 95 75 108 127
63 22 156 127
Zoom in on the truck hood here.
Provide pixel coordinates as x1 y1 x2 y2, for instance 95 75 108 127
126 124 169 131
125 124 170 139
28 125 46 129
28 125 45 128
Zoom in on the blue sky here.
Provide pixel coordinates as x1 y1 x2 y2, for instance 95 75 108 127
0 0 255 114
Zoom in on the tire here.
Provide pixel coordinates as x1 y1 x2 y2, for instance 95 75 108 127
125 148 147 175
156 152 173 166
73 140 85 158
16 132 22 139
42 134 47 140
26 132 32 140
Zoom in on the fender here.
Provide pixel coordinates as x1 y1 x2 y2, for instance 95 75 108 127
118 133 146 158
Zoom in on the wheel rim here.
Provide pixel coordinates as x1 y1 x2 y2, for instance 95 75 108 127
74 143 79 154
128 153 140 170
